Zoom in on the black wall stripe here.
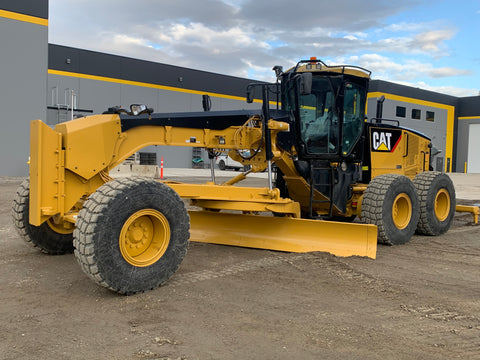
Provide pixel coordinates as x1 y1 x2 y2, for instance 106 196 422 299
457 96 480 117
48 44 260 98
369 80 458 107
0 0 48 19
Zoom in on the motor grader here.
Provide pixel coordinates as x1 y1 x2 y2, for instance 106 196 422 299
12 58 463 294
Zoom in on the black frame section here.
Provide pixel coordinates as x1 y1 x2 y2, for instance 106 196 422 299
120 109 267 132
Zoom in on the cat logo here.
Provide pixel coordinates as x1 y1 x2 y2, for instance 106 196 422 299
371 128 402 152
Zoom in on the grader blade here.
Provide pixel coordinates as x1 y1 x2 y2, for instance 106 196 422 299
188 211 377 259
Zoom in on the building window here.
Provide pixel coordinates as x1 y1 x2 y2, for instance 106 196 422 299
396 106 406 118
426 111 435 122
412 109 421 120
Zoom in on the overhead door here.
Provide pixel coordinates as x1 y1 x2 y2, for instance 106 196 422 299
467 123 480 173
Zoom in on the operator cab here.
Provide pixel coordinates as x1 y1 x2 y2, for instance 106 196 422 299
275 59 371 216
280 59 370 161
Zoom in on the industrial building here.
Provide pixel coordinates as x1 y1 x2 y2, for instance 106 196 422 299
1 0 479 176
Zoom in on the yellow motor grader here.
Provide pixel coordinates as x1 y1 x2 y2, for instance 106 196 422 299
12 59 465 294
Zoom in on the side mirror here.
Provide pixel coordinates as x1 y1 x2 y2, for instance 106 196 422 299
298 72 312 95
202 94 212 111
272 65 284 78
246 84 255 103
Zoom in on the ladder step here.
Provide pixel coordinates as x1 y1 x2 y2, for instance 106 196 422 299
308 161 335 218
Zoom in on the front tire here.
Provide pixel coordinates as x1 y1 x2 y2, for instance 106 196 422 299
413 172 455 236
361 174 419 245
73 177 190 295
12 179 74 254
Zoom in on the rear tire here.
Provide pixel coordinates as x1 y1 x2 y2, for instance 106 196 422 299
12 179 74 254
218 160 226 170
361 174 419 245
413 172 455 236
73 177 190 295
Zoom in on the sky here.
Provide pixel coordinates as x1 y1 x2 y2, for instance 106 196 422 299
49 0 480 97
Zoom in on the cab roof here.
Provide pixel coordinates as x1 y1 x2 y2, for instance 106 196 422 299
286 59 371 79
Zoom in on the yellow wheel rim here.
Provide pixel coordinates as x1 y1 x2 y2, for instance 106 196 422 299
434 189 450 222
392 193 412 230
119 209 170 267
47 218 74 234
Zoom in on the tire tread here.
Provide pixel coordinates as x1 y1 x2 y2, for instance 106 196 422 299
413 171 455 236
362 174 419 245
12 179 74 254
74 177 189 295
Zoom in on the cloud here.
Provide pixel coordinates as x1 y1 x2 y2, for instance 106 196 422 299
238 0 411 31
394 81 478 98
47 1 449 66
384 22 427 33
334 53 473 82
426 67 472 78
413 29 455 55
48 0 476 96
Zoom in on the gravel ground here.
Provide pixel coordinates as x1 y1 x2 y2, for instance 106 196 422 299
1 173 479 360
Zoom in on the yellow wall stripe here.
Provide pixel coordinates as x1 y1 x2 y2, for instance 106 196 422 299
47 69 268 104
0 9 48 26
458 116 480 120
368 92 455 172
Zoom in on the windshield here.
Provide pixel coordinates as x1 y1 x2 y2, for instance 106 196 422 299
284 75 366 156
292 76 340 155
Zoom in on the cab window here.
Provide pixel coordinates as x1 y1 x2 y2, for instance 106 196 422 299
342 82 366 155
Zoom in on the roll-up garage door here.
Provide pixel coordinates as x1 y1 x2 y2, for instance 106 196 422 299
467 123 480 173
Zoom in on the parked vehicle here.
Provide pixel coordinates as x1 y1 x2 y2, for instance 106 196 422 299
216 154 245 171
